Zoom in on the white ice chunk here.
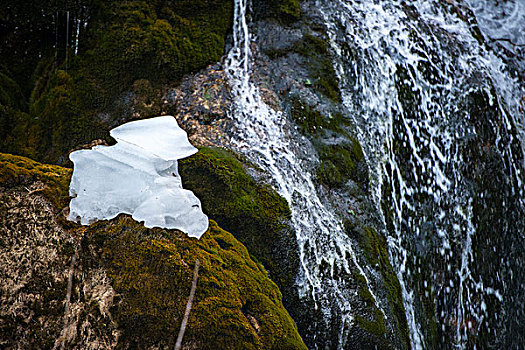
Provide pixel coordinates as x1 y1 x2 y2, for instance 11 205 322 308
110 115 198 160
68 116 208 238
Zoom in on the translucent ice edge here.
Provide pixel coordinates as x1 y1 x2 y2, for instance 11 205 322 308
68 116 209 238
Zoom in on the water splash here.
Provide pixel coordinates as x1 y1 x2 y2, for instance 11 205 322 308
224 0 382 347
321 0 525 348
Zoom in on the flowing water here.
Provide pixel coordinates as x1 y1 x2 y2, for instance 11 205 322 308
225 0 525 349
321 0 525 348
224 0 382 347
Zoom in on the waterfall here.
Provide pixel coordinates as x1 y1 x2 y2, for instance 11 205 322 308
224 0 382 348
320 0 525 348
225 0 525 348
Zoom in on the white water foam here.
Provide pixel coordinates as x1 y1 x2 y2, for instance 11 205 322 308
224 0 382 347
321 0 525 348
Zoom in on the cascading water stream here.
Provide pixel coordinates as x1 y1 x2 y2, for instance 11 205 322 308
320 0 525 348
224 0 384 348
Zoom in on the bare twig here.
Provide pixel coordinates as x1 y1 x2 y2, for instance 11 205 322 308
57 243 78 350
175 259 200 350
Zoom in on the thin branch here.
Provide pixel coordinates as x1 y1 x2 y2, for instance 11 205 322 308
175 259 200 350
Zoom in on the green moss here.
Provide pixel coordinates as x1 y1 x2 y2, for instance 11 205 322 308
273 0 302 23
0 152 72 209
0 105 39 159
316 141 365 189
290 98 348 136
84 0 232 99
355 309 387 338
179 147 299 295
255 0 301 24
293 34 340 102
86 217 307 349
27 69 107 163
0 152 305 348
349 269 391 348
353 226 410 348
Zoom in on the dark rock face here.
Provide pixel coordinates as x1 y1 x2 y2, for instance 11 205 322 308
233 4 411 349
0 153 307 349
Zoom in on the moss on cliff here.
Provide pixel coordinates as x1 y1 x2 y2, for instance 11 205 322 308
0 152 71 209
179 147 300 298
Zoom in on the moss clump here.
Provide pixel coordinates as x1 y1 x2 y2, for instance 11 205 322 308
86 217 307 349
354 226 410 348
29 69 107 163
290 97 348 136
294 34 340 102
272 0 302 23
179 147 299 296
0 152 72 209
355 309 387 338
289 97 368 190
316 141 366 189
255 0 301 24
84 0 232 97
0 152 306 348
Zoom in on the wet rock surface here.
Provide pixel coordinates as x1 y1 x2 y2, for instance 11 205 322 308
162 64 234 148
219 3 411 348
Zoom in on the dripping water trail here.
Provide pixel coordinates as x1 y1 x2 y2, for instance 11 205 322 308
224 0 384 348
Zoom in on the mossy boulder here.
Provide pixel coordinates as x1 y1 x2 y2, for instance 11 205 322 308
179 147 301 307
86 217 306 349
0 152 307 349
0 152 71 209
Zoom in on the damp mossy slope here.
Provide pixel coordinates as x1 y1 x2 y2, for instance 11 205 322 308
87 217 307 349
179 146 301 301
0 152 307 349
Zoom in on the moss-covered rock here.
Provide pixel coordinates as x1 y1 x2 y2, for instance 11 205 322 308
87 217 306 349
289 97 346 135
0 152 307 349
179 147 301 302
0 152 71 209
